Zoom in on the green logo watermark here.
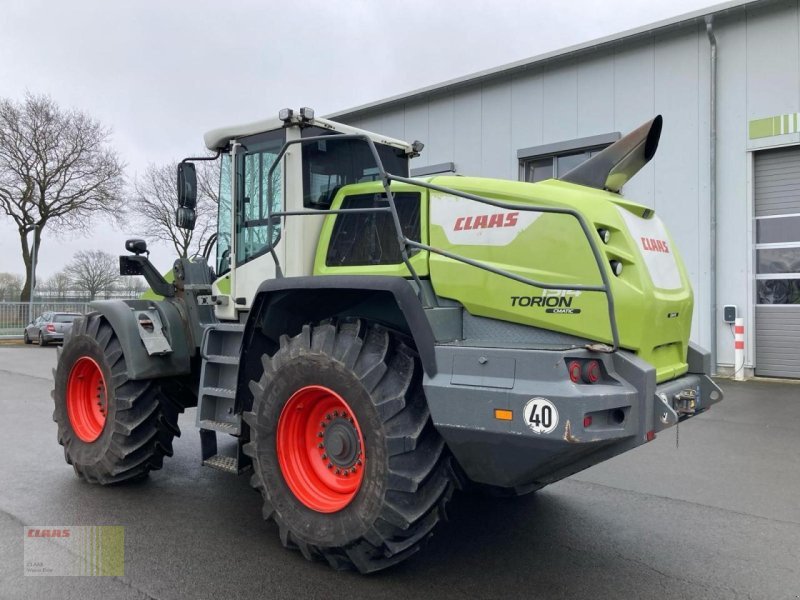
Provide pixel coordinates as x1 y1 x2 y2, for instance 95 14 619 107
24 526 124 576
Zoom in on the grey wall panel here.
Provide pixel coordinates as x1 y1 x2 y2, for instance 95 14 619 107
745 0 800 121
755 306 800 377
453 87 483 175
481 80 513 179
542 61 578 144
613 40 656 205
577 54 615 136
510 71 544 176
404 103 429 151
653 29 703 344
426 94 455 167
380 109 406 142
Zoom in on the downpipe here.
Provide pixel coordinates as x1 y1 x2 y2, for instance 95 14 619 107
705 15 718 375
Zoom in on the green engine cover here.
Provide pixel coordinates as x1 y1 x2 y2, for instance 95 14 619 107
314 176 694 383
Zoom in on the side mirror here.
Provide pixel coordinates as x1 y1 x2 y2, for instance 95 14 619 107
125 238 148 255
176 206 196 230
177 162 197 209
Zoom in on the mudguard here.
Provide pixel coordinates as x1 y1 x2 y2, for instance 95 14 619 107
244 276 437 376
87 299 192 380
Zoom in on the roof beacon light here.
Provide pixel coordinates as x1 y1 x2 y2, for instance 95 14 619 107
299 107 315 121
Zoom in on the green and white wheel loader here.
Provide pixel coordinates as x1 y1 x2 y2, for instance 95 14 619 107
52 107 722 573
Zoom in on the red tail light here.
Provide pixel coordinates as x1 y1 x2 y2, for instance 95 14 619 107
567 361 582 384
46 324 56 332
583 415 593 428
582 360 601 384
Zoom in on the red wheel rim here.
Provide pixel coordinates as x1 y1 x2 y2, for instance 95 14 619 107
276 385 366 513
66 356 108 443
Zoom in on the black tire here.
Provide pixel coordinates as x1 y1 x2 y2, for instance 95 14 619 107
23 331 31 345
52 312 184 484
244 319 454 573
38 332 46 347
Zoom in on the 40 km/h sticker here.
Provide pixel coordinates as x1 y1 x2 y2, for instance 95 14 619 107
523 398 559 434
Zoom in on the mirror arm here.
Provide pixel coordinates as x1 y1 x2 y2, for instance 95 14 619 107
181 150 221 164
119 255 175 297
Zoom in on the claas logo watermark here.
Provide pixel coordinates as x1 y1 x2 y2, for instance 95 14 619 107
24 526 124 576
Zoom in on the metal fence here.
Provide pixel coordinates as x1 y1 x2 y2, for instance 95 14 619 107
0 302 91 338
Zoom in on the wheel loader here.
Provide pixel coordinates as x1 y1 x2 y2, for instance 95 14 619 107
52 107 722 573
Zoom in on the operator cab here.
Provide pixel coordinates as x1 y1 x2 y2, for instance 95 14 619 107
179 108 421 320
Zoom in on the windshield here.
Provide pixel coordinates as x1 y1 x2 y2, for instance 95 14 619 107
301 128 408 208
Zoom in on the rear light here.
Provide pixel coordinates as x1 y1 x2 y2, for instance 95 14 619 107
582 360 601 384
646 430 656 442
567 361 582 384
583 415 593 428
46 324 55 332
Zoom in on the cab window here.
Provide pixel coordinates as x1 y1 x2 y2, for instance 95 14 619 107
236 129 285 265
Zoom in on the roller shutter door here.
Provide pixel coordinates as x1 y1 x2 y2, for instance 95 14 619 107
754 146 800 378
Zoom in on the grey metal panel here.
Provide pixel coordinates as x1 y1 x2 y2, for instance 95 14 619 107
755 146 800 216
745 0 800 122
404 102 429 148
480 80 513 179
380 109 406 141
453 86 482 175
577 53 615 135
755 306 800 377
510 70 544 177
542 62 578 143
427 94 455 166
517 132 621 160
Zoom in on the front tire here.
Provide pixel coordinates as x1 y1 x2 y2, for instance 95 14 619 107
244 319 454 573
52 312 184 484
23 331 31 345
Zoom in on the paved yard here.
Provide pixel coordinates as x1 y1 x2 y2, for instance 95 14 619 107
0 344 798 599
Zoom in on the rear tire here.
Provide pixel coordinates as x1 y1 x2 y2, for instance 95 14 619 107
244 319 454 573
38 332 46 347
52 312 184 484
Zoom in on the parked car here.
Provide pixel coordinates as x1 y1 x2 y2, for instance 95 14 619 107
23 312 81 346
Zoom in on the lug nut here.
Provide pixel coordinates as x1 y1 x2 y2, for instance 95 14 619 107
317 432 324 438
335 469 341 475
327 463 333 469
326 414 332 421
318 443 324 449
321 454 327 460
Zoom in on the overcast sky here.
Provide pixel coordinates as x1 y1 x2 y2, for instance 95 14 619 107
0 0 722 278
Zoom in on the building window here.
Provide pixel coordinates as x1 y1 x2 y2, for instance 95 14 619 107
756 213 800 304
517 132 620 183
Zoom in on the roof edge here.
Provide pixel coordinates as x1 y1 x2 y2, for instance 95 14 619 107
326 0 767 121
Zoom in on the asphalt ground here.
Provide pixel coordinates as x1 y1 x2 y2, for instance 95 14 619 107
0 343 798 600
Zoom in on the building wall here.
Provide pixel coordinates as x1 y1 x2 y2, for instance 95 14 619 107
339 0 800 371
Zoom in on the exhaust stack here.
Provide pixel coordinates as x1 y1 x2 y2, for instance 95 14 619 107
560 116 662 193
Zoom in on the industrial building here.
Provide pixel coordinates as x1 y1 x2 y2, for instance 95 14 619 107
331 0 800 378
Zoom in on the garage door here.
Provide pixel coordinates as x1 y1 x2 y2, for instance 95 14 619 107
754 146 800 378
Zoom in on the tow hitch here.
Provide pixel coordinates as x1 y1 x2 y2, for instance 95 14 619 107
674 388 698 416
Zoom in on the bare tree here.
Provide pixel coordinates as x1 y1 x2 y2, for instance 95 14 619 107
43 270 71 299
0 94 125 301
65 250 119 300
131 157 219 259
0 272 22 300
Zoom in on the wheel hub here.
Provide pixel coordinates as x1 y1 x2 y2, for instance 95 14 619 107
66 356 107 443
276 385 366 513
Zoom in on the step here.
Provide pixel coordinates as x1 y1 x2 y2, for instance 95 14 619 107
199 419 241 435
202 386 236 400
204 354 239 365
203 454 249 474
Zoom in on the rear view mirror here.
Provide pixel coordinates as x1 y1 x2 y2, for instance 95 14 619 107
176 207 196 230
177 162 197 209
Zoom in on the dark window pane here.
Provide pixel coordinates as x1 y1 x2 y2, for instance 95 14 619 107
756 215 800 244
757 279 800 304
556 152 589 177
54 315 78 323
326 193 420 267
757 248 800 274
524 158 553 183
302 129 409 209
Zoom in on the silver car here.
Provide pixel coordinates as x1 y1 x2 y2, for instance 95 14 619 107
23 312 81 346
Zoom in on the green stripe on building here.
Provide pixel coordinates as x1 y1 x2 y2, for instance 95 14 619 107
749 112 800 139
